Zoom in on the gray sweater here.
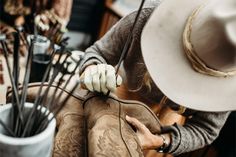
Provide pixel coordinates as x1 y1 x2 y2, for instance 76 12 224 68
81 7 230 156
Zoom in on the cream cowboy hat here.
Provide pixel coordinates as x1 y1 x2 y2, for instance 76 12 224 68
141 0 236 112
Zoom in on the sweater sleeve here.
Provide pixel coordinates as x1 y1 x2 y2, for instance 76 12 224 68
162 111 230 156
79 7 155 73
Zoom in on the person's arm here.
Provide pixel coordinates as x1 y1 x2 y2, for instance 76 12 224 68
78 8 155 93
126 115 171 151
162 111 231 155
79 8 155 73
126 111 230 155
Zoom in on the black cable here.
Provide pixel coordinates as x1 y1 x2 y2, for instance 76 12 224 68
115 0 146 74
118 101 132 157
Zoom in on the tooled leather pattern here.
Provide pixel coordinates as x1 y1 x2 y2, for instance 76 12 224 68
88 114 143 157
53 112 84 157
85 94 161 157
96 127 143 157
85 95 161 134
97 128 127 157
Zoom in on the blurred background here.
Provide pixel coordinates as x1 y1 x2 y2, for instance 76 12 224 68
63 0 161 50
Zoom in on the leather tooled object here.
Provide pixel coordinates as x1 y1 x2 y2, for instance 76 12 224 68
83 93 162 157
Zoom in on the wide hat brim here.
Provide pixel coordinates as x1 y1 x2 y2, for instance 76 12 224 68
141 0 236 112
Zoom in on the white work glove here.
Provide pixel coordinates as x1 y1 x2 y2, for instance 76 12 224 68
82 64 122 94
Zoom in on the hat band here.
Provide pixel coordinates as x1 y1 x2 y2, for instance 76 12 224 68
182 6 236 77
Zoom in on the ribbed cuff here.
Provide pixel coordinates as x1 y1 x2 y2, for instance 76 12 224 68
161 123 181 155
79 51 107 74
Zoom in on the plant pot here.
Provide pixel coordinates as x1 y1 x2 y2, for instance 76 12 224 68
0 103 56 157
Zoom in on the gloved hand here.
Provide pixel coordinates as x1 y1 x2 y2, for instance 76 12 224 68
81 64 122 94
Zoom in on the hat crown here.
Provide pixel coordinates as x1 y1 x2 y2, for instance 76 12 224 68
141 0 236 111
191 0 236 72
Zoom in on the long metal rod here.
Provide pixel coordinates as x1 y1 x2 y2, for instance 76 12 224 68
0 41 24 124
33 52 70 126
13 32 20 91
12 32 20 134
49 60 81 111
106 0 146 96
36 46 66 107
33 56 81 135
40 54 70 107
29 62 69 135
34 81 79 135
44 64 69 111
19 38 34 109
21 47 67 137
15 37 35 136
31 54 75 135
115 0 146 74
21 50 58 137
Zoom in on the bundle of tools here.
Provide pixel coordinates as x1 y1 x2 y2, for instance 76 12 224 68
0 26 81 137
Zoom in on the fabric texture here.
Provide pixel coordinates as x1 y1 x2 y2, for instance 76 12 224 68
81 7 230 155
